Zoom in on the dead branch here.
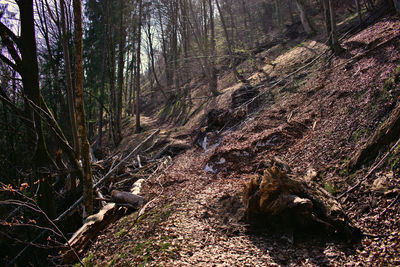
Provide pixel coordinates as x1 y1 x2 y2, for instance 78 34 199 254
55 129 160 222
0 183 83 266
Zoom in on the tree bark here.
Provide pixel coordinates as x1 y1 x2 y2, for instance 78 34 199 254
73 0 94 216
17 0 56 219
295 0 315 35
355 0 362 25
274 0 282 28
322 0 332 38
146 19 167 98
328 0 344 54
135 0 143 133
208 0 219 96
60 0 80 167
95 0 109 151
215 0 246 83
115 0 125 145
394 0 400 14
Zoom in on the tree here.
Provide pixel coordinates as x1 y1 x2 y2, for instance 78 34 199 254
60 0 80 192
115 0 126 144
72 0 93 216
295 0 315 35
215 0 246 83
394 0 400 14
136 0 143 133
355 0 362 25
0 0 57 218
328 0 344 54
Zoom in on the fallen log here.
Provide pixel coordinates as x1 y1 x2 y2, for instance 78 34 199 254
62 203 122 263
348 102 400 171
55 129 160 222
242 163 361 240
62 181 145 263
111 190 144 208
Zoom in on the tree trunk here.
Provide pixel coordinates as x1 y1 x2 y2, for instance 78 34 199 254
295 0 315 35
146 21 167 98
208 0 219 96
322 0 332 38
73 0 94 216
60 0 79 194
275 0 282 28
95 1 109 151
394 0 400 14
355 0 362 25
115 0 125 145
36 0 68 132
109 32 117 144
135 0 143 133
328 0 344 55
18 0 56 219
215 0 246 83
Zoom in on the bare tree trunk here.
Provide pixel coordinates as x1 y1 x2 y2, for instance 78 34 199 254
60 0 80 167
275 0 282 28
95 1 109 151
394 0 400 14
115 0 125 145
295 0 315 35
208 0 219 96
72 0 93 216
146 21 167 99
355 0 362 25
135 0 143 133
109 31 117 144
328 0 344 55
321 0 332 43
36 0 68 131
215 0 246 83
18 0 56 219
288 0 295 24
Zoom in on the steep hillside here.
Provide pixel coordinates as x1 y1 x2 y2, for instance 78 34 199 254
78 14 400 266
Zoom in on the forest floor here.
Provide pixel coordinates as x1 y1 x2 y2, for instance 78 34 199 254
82 15 400 266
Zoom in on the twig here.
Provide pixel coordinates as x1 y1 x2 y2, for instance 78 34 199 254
0 183 84 267
379 193 400 217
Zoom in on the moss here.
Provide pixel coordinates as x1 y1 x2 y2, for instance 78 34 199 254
115 229 127 237
73 253 94 267
384 65 400 91
323 181 336 196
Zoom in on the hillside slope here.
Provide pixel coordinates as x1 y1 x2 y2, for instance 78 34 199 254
81 15 400 266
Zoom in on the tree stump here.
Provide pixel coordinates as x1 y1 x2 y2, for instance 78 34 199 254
242 163 360 239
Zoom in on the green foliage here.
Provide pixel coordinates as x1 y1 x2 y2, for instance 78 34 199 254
73 252 94 267
323 181 336 196
115 229 127 237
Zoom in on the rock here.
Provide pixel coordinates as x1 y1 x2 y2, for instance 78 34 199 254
372 176 390 194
